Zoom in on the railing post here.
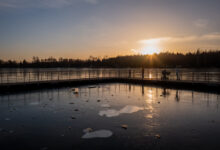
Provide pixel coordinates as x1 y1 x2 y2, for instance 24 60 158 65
133 70 135 78
142 68 144 80
29 72 30 82
207 72 209 83
7 73 9 83
23 72 25 83
37 72 39 82
108 70 110 78
118 70 120 78
15 72 17 83
0 73 2 84
129 70 131 78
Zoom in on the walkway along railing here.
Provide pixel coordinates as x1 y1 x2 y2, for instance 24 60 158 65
0 69 220 85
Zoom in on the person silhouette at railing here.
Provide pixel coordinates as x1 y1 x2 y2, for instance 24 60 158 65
129 70 131 78
176 68 180 80
142 67 144 80
175 90 180 102
161 69 170 80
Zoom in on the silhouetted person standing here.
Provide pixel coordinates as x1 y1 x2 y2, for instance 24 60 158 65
129 70 131 78
142 67 144 80
176 68 180 80
161 69 170 80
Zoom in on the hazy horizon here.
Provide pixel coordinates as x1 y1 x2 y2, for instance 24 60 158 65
1 0 220 60
1 50 220 62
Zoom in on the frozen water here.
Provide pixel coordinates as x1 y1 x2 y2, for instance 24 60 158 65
99 105 144 117
82 130 113 139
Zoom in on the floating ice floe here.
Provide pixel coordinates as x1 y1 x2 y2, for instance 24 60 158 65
83 128 93 133
121 124 128 130
82 129 113 139
99 105 144 117
72 88 79 94
101 104 111 108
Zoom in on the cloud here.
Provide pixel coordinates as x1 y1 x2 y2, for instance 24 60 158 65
133 33 220 53
139 37 170 44
194 19 208 28
201 32 220 40
138 33 220 44
41 0 72 8
0 0 100 8
0 2 17 8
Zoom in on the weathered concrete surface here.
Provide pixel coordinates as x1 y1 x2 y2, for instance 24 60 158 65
0 78 220 94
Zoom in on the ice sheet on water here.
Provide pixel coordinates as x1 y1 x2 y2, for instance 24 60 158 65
72 88 79 94
99 105 144 117
82 129 113 139
83 128 93 133
101 103 111 108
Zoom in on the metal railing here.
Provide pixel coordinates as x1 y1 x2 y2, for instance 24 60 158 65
0 69 220 84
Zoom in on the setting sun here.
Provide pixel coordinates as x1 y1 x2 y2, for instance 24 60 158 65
141 45 159 55
138 38 161 55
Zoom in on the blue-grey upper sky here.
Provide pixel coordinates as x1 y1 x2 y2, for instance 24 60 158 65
1 0 220 60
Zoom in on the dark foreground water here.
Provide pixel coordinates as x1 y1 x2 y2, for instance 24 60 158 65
0 83 220 150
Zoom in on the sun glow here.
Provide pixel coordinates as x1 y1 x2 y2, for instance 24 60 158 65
141 45 159 55
132 38 162 55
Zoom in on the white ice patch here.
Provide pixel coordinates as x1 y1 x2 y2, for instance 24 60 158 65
99 105 144 117
72 88 79 94
83 128 93 133
101 104 111 108
82 130 113 139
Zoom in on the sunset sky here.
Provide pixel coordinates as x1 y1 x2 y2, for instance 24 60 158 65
1 0 220 60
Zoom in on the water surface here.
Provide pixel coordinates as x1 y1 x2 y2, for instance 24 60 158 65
0 83 220 150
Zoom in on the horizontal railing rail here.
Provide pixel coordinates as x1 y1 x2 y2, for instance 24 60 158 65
0 69 220 85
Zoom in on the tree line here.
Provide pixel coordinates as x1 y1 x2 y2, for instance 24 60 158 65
0 50 220 68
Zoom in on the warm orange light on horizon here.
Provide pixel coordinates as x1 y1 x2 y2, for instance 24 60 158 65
137 38 161 55
141 45 159 55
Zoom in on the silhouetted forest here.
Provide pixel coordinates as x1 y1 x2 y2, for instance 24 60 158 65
0 51 220 68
